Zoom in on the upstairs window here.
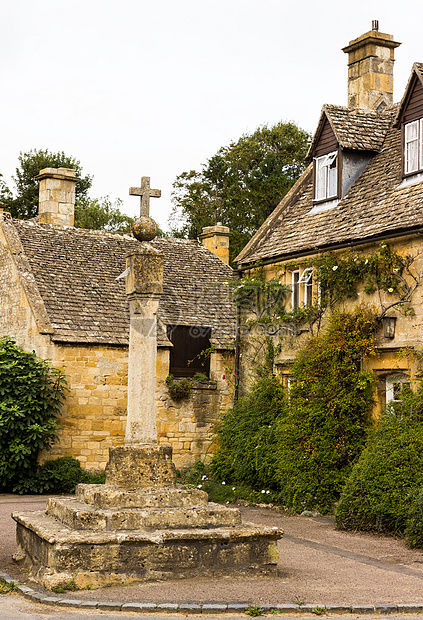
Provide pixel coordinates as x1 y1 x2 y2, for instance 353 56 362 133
291 268 313 310
404 119 423 175
167 325 211 378
299 268 313 307
314 151 338 201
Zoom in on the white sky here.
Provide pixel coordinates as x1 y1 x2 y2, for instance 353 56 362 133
1 0 423 231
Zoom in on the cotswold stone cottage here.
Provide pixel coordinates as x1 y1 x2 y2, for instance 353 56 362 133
0 169 235 469
236 24 423 412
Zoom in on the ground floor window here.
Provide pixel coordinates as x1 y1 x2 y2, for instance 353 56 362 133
386 373 410 405
166 325 211 378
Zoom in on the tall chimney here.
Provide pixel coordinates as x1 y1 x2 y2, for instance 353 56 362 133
35 167 78 226
342 23 401 110
200 223 230 264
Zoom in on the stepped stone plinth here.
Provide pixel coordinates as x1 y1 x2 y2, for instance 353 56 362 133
12 445 282 590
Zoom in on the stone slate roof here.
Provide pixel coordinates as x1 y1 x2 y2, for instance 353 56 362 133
3 218 235 346
307 104 395 159
237 103 423 267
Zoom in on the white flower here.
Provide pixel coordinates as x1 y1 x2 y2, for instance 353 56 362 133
365 259 368 264
332 265 338 271
197 484 202 489
266 490 270 494
261 490 266 494
232 487 236 491
221 481 226 485
201 475 207 480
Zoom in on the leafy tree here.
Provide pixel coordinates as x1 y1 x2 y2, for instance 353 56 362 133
1 149 92 219
74 196 134 234
0 337 67 493
169 122 311 263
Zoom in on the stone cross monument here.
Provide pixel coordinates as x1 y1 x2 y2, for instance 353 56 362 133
129 176 161 216
104 176 177 488
124 176 162 445
12 175 282 590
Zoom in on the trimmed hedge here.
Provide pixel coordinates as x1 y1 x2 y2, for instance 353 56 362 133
336 385 423 537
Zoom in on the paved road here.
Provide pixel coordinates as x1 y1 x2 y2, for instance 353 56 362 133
2 494 423 615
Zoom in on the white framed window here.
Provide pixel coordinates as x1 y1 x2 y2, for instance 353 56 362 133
404 119 423 175
386 374 410 405
291 270 300 310
291 268 313 309
298 267 313 307
314 151 338 201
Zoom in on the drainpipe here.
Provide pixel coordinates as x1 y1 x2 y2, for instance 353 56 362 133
234 268 242 401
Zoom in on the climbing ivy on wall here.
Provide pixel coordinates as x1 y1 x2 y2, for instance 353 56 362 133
211 307 378 513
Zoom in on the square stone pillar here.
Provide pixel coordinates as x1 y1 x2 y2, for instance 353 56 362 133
35 167 78 226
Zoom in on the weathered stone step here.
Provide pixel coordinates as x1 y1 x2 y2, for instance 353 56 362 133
46 497 243 531
75 484 208 509
13 508 282 590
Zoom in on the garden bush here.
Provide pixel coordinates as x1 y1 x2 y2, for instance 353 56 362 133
275 307 377 513
211 371 287 491
405 486 423 548
336 384 423 536
210 308 377 513
0 337 67 493
37 456 105 493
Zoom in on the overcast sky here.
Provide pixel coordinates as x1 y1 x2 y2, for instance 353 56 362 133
1 0 423 231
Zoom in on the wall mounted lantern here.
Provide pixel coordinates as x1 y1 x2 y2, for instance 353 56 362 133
382 315 397 339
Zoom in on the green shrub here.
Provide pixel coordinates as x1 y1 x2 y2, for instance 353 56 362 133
276 307 377 514
166 375 192 400
37 456 105 494
0 337 67 493
211 373 287 490
405 487 423 548
336 386 423 534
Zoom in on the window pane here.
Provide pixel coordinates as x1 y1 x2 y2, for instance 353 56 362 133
305 276 313 307
405 121 419 173
315 158 326 200
327 164 337 198
292 271 299 310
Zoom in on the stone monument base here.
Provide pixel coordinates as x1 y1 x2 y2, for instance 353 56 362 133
12 445 283 590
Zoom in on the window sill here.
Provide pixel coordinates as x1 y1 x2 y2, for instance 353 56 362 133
191 380 217 391
398 171 423 189
307 199 339 215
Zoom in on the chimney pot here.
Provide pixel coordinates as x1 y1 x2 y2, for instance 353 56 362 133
372 20 379 31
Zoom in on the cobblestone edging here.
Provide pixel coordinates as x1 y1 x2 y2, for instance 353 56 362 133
2 572 423 615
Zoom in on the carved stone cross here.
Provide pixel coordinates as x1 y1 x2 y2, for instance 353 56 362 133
129 177 161 217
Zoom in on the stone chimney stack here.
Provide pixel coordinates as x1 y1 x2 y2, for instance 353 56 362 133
200 223 230 264
35 167 78 226
342 22 401 110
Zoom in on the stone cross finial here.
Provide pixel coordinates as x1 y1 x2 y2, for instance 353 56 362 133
129 177 161 217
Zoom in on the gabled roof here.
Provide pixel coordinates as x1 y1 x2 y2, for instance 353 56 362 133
394 63 423 127
1 216 235 347
307 104 395 159
236 103 423 267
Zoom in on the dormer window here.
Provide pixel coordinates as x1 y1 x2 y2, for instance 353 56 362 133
404 119 423 175
314 151 338 201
